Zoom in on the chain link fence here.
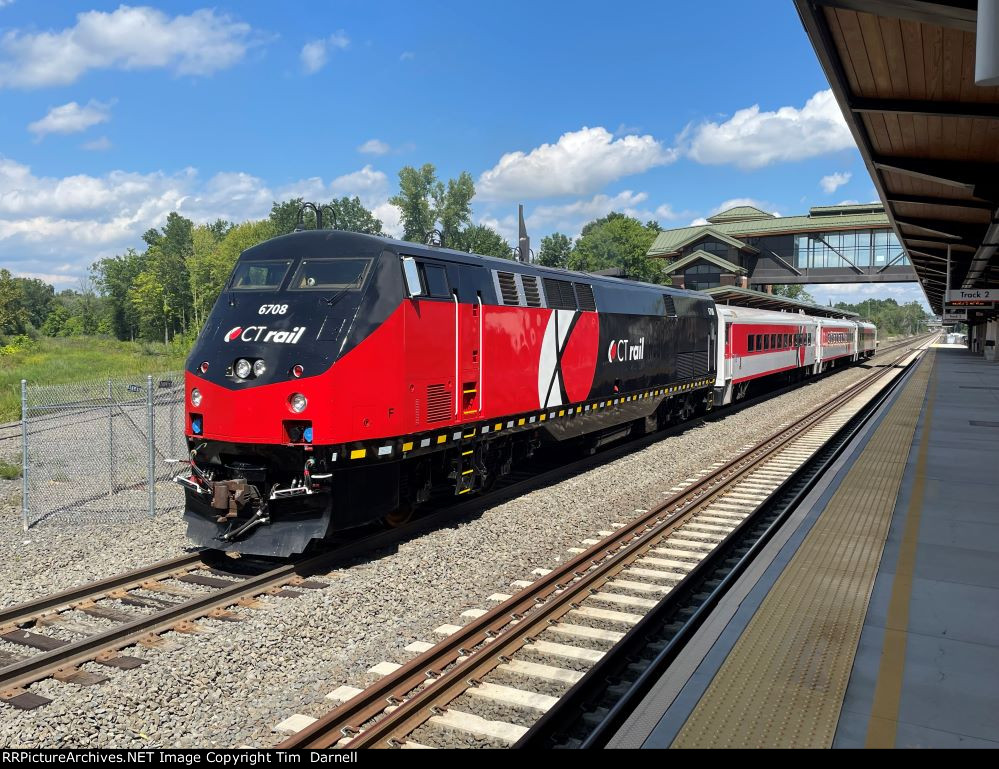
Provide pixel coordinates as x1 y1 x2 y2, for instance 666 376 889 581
20 371 186 529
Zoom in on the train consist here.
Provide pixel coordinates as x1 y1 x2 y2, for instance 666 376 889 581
176 229 875 556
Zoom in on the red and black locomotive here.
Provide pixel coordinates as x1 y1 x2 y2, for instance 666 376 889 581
178 229 718 556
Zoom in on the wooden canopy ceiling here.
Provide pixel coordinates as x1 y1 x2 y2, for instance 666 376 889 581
795 0 999 313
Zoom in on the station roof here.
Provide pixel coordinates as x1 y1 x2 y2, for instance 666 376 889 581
648 203 890 257
794 0 999 314
664 250 747 275
703 285 861 319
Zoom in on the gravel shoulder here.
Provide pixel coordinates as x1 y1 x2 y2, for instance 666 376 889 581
0 360 892 748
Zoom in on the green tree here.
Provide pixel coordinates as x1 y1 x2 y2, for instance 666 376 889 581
269 197 382 236
537 233 573 269
187 219 277 330
0 269 29 336
770 284 815 303
269 198 307 235
13 277 54 327
568 213 666 284
390 164 438 242
458 224 511 259
832 297 930 336
389 164 477 247
75 276 101 335
92 248 147 340
40 304 70 336
433 172 475 247
156 212 195 333
129 270 170 343
188 224 227 328
331 196 383 235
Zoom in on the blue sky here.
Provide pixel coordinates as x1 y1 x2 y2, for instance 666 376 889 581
0 1 928 309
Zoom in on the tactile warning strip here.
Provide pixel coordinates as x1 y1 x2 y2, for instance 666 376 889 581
671 352 935 749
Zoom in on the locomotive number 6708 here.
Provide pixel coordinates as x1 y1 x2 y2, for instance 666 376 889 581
175 228 874 557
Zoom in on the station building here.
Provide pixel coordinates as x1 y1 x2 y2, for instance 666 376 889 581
646 202 916 291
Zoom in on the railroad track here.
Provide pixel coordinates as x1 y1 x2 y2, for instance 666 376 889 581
279 336 934 749
0 335 930 721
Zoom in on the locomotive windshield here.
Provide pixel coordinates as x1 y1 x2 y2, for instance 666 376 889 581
230 260 293 290
290 258 372 291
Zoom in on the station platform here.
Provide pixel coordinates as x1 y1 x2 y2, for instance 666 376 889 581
607 345 999 749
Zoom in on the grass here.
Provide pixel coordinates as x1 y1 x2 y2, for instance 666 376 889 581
0 336 188 422
0 459 21 480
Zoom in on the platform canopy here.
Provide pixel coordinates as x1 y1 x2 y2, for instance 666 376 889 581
795 0 999 314
703 286 860 318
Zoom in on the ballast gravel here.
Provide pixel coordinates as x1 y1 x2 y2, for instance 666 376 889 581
0 357 901 749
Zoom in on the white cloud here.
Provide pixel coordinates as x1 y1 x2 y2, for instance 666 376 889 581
683 89 855 169
709 197 781 218
808 282 930 312
480 191 686 245
477 126 677 201
82 136 112 151
400 51 415 61
358 138 390 155
28 100 111 138
0 157 396 287
0 6 254 89
820 171 851 194
327 165 388 207
300 30 350 74
372 202 402 238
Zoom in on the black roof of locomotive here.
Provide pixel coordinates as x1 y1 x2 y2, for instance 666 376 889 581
242 229 712 304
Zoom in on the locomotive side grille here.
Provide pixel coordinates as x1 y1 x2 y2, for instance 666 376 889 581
521 275 542 307
663 294 676 317
677 352 694 379
573 282 596 312
425 384 453 423
497 271 520 306
692 349 709 374
543 278 577 310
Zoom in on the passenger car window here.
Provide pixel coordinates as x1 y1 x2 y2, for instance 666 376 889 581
748 335 755 352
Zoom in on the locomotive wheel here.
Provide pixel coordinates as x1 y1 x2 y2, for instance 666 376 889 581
382 503 414 528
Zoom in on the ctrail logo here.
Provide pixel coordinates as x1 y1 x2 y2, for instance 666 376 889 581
224 325 307 344
607 337 645 363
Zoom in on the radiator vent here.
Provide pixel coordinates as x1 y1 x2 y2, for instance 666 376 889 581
543 278 577 310
663 294 676 317
497 271 520 306
676 352 694 380
521 275 542 307
425 384 452 423
574 283 596 312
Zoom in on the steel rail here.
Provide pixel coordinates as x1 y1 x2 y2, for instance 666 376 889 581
521 337 934 747
280 340 929 749
0 553 206 629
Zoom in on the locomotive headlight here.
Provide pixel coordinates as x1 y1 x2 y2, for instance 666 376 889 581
235 358 252 379
190 388 202 407
289 393 308 413
252 359 266 377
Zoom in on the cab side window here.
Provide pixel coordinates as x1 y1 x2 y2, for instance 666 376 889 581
419 263 451 298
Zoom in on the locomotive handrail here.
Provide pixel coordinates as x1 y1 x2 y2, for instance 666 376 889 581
453 292 460 418
477 294 484 414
